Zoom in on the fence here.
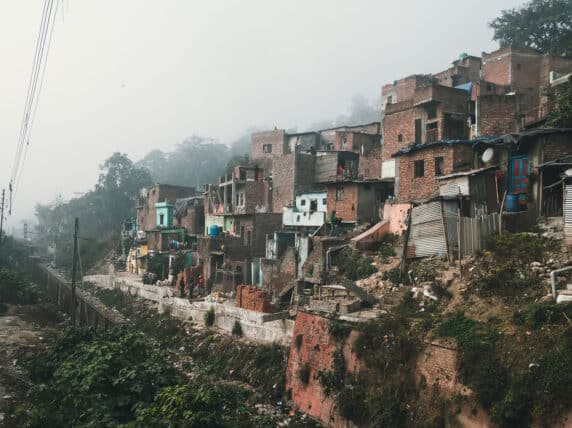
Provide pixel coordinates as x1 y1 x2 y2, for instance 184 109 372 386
407 200 502 259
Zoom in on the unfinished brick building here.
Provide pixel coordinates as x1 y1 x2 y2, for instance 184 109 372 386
136 184 196 233
381 47 572 202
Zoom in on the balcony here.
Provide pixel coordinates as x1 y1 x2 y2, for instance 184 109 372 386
426 128 439 143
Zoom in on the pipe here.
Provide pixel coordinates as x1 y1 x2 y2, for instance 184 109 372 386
551 265 572 298
325 244 349 271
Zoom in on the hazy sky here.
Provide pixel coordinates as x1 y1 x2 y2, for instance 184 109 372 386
0 0 524 230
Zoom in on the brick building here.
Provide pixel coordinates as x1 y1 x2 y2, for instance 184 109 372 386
136 184 196 233
392 141 475 203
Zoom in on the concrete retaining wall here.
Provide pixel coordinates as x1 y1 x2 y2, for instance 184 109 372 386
83 274 294 346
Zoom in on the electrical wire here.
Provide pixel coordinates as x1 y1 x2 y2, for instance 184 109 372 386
9 0 60 213
13 0 60 197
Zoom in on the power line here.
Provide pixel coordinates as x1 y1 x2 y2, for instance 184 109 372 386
9 0 60 214
14 0 61 198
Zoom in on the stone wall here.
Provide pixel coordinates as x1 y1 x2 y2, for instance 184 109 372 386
236 285 277 313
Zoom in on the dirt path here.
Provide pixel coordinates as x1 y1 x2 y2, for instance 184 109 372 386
0 304 62 427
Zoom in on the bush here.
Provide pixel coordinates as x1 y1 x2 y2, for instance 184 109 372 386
329 320 351 342
231 320 243 336
298 363 311 384
0 268 38 305
204 308 215 327
514 302 572 329
22 327 176 427
336 248 377 280
438 312 507 409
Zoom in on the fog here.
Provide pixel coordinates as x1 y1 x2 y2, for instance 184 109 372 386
0 0 524 231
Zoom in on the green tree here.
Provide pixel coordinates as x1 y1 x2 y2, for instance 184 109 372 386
547 77 572 127
490 0 572 55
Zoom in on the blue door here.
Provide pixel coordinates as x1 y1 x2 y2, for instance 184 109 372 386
509 156 529 194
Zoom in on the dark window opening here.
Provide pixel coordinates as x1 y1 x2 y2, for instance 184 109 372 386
398 134 403 142
387 95 393 105
335 188 344 201
263 144 272 153
516 63 521 70
435 157 444 177
159 214 164 225
300 199 306 206
310 200 317 212
246 230 252 246
426 122 438 143
427 105 437 120
414 119 422 144
414 160 425 178
322 198 327 205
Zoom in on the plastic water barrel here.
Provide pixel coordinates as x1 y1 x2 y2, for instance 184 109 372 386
505 194 519 212
209 225 219 237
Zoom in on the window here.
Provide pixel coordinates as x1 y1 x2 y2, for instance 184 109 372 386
387 95 393 105
322 198 327 205
335 187 344 201
427 105 437 120
310 200 317 212
414 119 422 144
435 157 444 177
398 134 403 142
159 214 164 225
246 230 252 246
414 160 425 178
300 199 306 206
263 144 272 153
516 63 521 70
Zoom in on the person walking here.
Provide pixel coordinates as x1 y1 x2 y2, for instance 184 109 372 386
329 210 337 236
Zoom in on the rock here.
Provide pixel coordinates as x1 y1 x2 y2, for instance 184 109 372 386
538 294 554 303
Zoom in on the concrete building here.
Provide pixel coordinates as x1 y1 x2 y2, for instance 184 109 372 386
283 192 327 229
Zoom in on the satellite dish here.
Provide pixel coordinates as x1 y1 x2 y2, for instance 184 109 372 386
481 147 494 163
564 168 572 177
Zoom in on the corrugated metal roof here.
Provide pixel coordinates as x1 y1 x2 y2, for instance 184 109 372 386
392 136 497 158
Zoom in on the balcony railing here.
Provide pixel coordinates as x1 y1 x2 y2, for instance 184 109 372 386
426 128 439 143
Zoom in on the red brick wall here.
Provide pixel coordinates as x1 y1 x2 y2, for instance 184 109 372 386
251 129 286 161
482 48 513 86
542 135 572 162
382 107 419 160
478 95 518 136
174 205 204 235
272 153 295 212
285 311 359 427
540 55 572 85
397 146 455 203
326 183 359 222
236 285 277 313
416 341 460 396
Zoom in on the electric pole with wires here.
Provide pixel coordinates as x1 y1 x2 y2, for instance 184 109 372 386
0 189 5 248
70 217 79 327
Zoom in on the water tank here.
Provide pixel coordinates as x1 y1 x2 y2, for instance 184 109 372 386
505 194 519 212
209 225 220 237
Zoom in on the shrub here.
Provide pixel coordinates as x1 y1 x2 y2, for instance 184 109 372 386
0 268 38 305
438 312 507 409
515 302 572 329
231 320 243 337
329 320 351 342
204 308 215 327
298 363 311 384
335 248 377 280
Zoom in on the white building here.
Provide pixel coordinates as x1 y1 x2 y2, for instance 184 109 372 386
283 192 327 228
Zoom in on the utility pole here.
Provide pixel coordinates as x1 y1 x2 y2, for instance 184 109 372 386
0 189 5 248
70 218 79 327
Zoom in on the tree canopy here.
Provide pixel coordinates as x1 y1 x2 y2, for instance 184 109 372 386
490 0 572 55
